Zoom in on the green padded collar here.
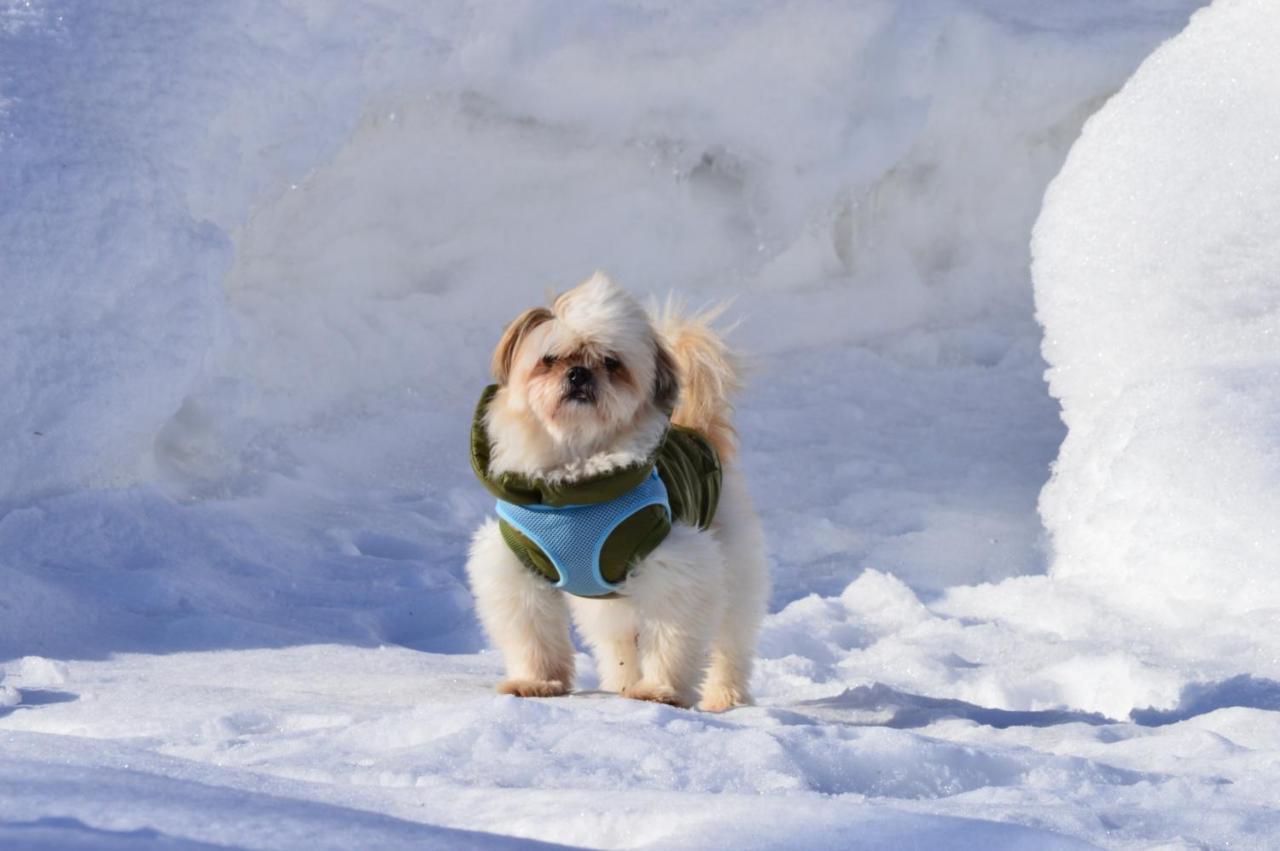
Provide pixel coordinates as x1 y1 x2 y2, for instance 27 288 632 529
470 384 665 507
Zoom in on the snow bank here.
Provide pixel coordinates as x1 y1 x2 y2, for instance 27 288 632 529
1033 0 1280 619
0 0 1203 657
0 2 401 505
1 0 1200 507
208 0 1202 465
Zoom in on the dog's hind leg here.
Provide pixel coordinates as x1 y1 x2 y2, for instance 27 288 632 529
466 519 574 697
621 526 725 708
700 469 770 712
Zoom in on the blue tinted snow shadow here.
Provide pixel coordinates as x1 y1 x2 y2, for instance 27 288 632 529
0 816 235 850
0 689 78 720
791 677 1280 731
1130 675 1280 726
795 683 1111 729
0 750 576 851
736 340 1066 610
0 487 484 662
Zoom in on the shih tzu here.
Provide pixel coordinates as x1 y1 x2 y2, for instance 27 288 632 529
466 272 769 710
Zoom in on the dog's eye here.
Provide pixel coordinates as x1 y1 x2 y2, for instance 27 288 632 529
541 354 558 367
603 356 622 372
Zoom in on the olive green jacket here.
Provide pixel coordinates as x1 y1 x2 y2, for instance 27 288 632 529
470 384 722 589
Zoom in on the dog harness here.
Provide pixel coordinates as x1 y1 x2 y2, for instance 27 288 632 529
470 384 722 598
495 469 671 597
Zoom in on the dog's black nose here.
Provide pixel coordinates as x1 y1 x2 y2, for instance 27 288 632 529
567 366 593 388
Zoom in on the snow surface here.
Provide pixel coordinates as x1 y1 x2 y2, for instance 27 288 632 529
5 0 1280 848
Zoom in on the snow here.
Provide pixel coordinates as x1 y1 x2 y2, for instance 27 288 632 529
0 675 18 710
1033 0 1280 621
4 643 1280 848
5 0 1280 848
6 645 1274 850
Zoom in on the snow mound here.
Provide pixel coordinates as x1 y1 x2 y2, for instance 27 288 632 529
0 676 19 709
1033 0 1280 619
13 657 68 688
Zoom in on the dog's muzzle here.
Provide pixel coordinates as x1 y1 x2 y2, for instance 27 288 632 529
564 366 596 404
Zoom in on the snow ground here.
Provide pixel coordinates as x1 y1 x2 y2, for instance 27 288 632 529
4 0 1279 848
5 644 1280 849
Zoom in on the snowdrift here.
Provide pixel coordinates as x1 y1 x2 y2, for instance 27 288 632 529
0 0 1200 661
1034 0 1280 620
2 0 1198 505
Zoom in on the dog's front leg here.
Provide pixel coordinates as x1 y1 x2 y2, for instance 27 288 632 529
621 527 724 708
569 596 641 693
466 520 574 697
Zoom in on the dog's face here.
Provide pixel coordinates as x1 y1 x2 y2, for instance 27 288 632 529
490 273 677 459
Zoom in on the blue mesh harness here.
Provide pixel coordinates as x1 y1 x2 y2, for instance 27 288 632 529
494 469 672 597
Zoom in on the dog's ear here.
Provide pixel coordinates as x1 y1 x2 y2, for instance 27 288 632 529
491 307 553 385
653 339 680 413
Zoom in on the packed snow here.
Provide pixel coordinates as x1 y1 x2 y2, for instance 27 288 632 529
4 0 1279 848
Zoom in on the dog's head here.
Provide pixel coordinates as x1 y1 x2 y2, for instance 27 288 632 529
488 272 677 467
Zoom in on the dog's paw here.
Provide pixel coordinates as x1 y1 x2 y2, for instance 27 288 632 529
497 678 570 698
622 681 689 708
697 684 752 713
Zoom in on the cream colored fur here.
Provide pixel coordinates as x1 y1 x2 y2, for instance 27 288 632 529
652 297 743 463
465 272 769 710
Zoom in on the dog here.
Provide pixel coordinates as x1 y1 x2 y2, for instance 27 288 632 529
464 271 769 710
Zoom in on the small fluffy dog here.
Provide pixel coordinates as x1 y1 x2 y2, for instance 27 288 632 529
465 272 769 710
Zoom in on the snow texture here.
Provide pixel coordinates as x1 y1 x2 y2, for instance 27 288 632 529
1034 0 1280 621
5 0 1279 848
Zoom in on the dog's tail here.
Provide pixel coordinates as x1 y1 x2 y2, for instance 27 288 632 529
652 297 743 463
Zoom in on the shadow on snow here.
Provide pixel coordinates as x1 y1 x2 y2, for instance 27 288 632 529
786 677 1280 730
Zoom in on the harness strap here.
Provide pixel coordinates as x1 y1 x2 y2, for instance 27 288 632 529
495 469 671 597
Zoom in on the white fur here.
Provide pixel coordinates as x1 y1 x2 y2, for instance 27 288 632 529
465 272 769 710
700 468 770 710
465 519 576 697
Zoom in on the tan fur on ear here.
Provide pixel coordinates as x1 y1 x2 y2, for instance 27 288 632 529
491 306 553 385
653 339 680 414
